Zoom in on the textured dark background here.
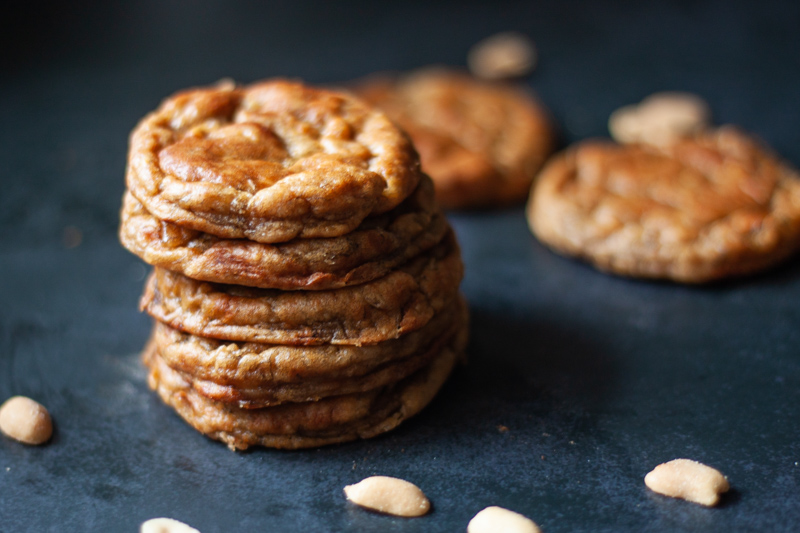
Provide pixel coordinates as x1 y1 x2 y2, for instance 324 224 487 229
1 1 799 531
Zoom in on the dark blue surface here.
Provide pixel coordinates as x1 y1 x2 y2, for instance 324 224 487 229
1 1 799 531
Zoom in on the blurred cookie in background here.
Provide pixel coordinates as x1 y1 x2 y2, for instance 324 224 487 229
353 67 555 210
527 125 800 283
608 92 711 146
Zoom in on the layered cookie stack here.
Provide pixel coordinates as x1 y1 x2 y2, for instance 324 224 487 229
120 80 467 449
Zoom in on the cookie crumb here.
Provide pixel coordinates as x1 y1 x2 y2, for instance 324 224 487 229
62 226 83 248
497 425 509 433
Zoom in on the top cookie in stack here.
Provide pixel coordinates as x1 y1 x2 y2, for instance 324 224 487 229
120 80 467 450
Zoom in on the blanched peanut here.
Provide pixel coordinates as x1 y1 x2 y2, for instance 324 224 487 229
645 458 730 506
468 506 541 533
468 32 537 80
0 396 53 445
609 92 710 146
343 476 430 517
140 517 201 533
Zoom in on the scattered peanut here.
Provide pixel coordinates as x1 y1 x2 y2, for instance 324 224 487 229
343 475 430 517
644 458 730 506
608 92 710 146
468 32 537 80
140 517 201 533
0 396 53 445
468 506 541 533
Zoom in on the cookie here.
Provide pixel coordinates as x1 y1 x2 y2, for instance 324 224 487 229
527 126 800 282
353 67 554 209
143 335 463 450
126 80 422 243
120 175 447 290
152 296 467 408
141 231 463 345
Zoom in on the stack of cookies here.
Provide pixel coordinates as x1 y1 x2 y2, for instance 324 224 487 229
119 80 467 450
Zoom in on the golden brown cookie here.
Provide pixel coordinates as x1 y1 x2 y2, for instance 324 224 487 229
120 175 447 290
143 334 463 450
353 67 554 209
152 296 468 408
126 80 422 243
141 231 463 345
527 126 800 282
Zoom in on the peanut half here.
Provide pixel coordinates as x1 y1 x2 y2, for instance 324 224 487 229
0 396 53 445
468 32 537 80
609 92 710 146
468 506 541 533
645 458 730 506
140 517 201 533
343 475 430 517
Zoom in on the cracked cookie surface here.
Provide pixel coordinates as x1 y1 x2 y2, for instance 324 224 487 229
126 80 422 243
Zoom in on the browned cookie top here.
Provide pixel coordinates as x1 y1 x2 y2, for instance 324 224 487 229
126 80 422 243
120 175 447 290
354 67 553 209
528 126 800 283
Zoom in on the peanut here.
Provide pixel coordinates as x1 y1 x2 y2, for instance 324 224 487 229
468 32 537 80
468 506 541 533
609 92 710 146
0 396 53 445
645 458 730 506
343 475 430 517
140 518 200 533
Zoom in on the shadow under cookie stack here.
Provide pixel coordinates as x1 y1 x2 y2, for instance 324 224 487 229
119 80 467 450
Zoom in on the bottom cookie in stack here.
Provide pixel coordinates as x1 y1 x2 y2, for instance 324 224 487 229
143 297 468 450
